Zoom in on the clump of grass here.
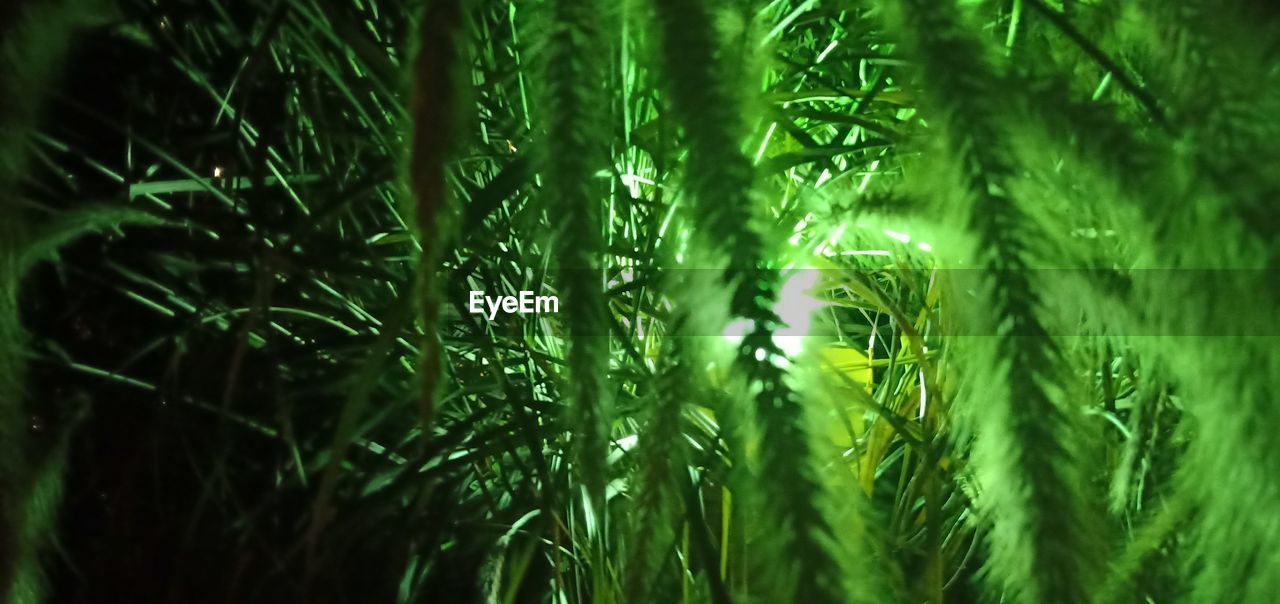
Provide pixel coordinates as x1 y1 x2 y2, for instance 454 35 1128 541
13 0 1280 602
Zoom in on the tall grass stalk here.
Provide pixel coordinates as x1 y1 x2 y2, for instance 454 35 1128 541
0 1 112 601
407 0 471 430
529 0 614 518
648 0 857 600
879 1 1104 602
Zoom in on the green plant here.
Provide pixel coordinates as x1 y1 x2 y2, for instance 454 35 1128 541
4 0 1279 602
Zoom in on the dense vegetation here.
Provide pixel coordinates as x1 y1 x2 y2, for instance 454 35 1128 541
1 0 1278 602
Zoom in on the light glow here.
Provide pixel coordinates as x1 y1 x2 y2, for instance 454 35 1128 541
883 229 912 244
773 268 823 356
722 318 753 346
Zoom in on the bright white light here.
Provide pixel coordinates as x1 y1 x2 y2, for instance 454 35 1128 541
792 212 814 232
883 229 912 244
789 212 816 247
816 39 840 63
857 158 881 193
774 268 823 356
723 270 825 357
775 336 805 357
722 318 753 346
776 269 821 332
917 241 933 253
815 169 832 187
608 268 636 288
755 122 778 164
621 173 654 197
212 166 224 178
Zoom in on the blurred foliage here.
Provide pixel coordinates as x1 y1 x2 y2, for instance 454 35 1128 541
1 0 1277 602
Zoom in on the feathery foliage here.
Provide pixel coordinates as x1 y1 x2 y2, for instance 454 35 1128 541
876 1 1104 602
1 1 127 601
647 0 861 600
3 0 1279 602
528 0 613 514
408 0 471 430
